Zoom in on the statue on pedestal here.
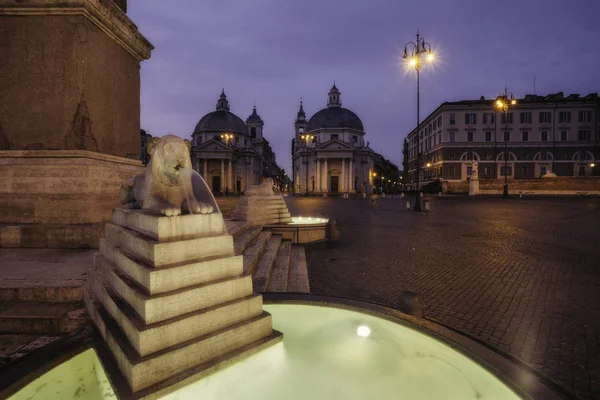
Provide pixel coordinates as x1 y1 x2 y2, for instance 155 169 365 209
471 161 479 180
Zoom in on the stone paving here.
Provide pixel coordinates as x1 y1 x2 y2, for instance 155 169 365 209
286 195 600 400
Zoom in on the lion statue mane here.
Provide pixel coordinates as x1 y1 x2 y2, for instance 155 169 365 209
119 134 214 216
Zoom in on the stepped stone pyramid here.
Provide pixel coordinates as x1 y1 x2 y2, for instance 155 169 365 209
232 194 293 227
84 208 282 396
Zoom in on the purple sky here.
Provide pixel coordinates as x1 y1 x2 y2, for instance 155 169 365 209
128 0 600 175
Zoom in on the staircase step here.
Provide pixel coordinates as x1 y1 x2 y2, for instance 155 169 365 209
226 220 251 239
0 280 83 303
0 301 87 334
266 241 292 293
252 236 281 292
242 231 272 275
233 227 262 255
287 246 311 293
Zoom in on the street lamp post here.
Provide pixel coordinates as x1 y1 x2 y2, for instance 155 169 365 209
301 134 314 196
495 88 517 198
404 31 434 211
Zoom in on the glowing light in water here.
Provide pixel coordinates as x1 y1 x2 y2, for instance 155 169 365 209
357 325 371 337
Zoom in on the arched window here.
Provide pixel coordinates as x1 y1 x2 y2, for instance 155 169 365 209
460 151 480 161
534 151 553 161
251 127 257 138
573 151 593 161
497 152 517 161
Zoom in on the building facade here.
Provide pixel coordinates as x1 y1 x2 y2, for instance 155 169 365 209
405 92 600 189
190 91 282 194
291 84 376 194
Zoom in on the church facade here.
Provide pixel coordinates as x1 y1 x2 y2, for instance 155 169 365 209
190 91 281 194
292 84 376 194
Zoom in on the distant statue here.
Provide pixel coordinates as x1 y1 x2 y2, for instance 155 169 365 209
246 178 278 196
119 135 214 216
471 161 479 179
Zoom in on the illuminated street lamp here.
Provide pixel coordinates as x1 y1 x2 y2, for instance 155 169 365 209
220 133 233 146
495 88 517 198
300 134 314 195
403 31 434 211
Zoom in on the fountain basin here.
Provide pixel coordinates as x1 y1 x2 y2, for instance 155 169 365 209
265 216 329 243
6 294 565 400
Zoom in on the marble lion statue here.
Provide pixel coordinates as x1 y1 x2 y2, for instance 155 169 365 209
245 178 279 196
119 134 214 216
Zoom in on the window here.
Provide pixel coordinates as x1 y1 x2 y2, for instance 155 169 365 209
244 139 248 145
352 135 358 143
438 116 442 126
541 131 548 141
465 151 474 161
560 131 568 141
467 166 472 176
540 152 549 161
449 132 455 143
539 112 552 123
429 123 433 132
433 120 437 130
485 131 492 142
501 113 514 124
522 131 529 141
331 134 339 140
578 130 590 141
449 166 456 175
450 114 456 125
501 166 512 176
251 127 257 138
449 153 455 160
522 166 528 176
312 136 317 143
465 113 477 124
197 136 203 144
579 166 586 176
520 112 532 123
438 133 441 143
504 131 510 141
484 166 490 176
579 111 591 122
558 111 571 123
467 132 474 142
540 166 547 176
485 153 492 160
482 113 495 124
433 136 436 146
234 136 239 144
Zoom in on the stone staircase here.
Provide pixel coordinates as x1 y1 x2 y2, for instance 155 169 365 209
0 281 87 334
227 221 310 293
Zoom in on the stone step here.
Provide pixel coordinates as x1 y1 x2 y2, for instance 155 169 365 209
0 301 87 334
287 246 310 293
99 238 243 295
105 223 234 268
88 271 265 357
225 220 251 239
242 231 272 275
233 226 263 255
252 235 282 292
266 241 292 292
0 280 83 303
96 255 253 325
85 291 278 393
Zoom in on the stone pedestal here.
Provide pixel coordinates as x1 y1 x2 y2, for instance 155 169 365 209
231 195 293 226
0 0 153 249
84 209 282 396
469 179 480 196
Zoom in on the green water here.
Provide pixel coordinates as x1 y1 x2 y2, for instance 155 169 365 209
9 304 521 399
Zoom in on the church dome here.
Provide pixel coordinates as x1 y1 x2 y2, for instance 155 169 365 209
306 84 364 131
193 90 248 135
307 107 364 131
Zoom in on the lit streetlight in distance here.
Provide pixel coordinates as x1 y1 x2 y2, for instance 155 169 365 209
403 31 434 211
426 162 432 168
495 88 517 198
300 134 314 196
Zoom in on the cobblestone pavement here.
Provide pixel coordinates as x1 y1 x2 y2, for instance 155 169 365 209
285 195 600 400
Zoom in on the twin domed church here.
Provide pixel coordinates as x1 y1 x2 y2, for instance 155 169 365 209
187 84 376 194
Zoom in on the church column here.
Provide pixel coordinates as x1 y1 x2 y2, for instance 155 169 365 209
203 159 208 179
228 159 233 191
315 159 320 193
323 159 328 192
220 159 225 192
341 158 346 192
349 158 354 192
